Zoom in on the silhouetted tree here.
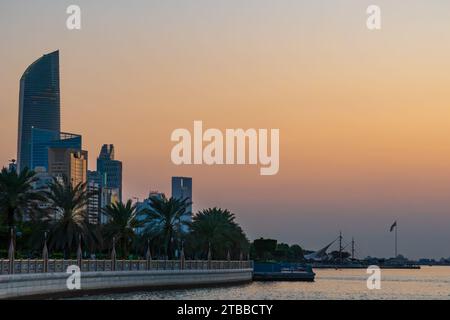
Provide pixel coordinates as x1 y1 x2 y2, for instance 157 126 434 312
253 238 277 261
142 195 191 259
102 200 144 258
45 176 99 257
0 167 46 229
187 208 249 259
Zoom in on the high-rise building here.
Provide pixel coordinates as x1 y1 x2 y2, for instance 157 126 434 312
99 144 115 160
87 181 101 225
172 177 192 209
17 51 60 171
99 187 120 224
30 127 81 170
88 170 105 224
97 144 122 201
88 170 103 186
48 148 88 187
171 177 193 231
88 169 121 224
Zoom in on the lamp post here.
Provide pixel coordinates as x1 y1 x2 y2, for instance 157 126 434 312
8 228 15 274
42 232 49 273
180 240 185 270
146 239 152 270
111 237 116 271
76 234 82 268
207 242 212 269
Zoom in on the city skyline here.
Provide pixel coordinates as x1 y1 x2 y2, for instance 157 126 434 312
2 1 450 259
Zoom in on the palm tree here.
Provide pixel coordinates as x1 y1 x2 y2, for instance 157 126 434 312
143 195 191 259
0 167 46 229
188 208 249 259
45 176 97 258
102 200 144 259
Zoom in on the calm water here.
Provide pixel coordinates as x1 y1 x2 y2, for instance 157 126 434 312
81 266 450 300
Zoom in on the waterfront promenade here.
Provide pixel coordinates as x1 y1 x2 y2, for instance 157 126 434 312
0 259 253 299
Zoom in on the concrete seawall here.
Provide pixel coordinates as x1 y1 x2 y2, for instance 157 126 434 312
0 269 253 299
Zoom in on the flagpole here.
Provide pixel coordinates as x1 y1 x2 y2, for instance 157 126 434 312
395 223 398 258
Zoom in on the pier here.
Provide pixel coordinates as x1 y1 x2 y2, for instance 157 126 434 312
253 263 315 282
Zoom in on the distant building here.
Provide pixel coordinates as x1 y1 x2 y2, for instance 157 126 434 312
135 191 166 234
87 181 101 224
172 177 192 211
17 51 60 171
97 144 122 202
87 170 103 224
99 187 120 224
87 170 103 186
31 166 53 191
30 127 81 170
88 168 121 224
48 148 88 187
171 177 192 231
30 166 54 218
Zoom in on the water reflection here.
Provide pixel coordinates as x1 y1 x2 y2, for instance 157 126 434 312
77 266 450 300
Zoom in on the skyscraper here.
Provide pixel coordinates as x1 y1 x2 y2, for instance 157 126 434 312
88 169 120 224
17 50 60 171
97 144 122 202
172 176 193 231
30 127 81 170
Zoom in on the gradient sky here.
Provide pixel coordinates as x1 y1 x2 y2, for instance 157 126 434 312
1 0 450 259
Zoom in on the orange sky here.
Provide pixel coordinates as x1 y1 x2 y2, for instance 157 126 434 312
1 1 450 258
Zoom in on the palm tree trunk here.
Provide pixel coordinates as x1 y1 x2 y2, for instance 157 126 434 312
166 230 173 260
7 207 15 229
64 247 68 260
123 241 128 260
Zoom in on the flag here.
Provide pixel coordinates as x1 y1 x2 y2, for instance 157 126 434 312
390 221 397 232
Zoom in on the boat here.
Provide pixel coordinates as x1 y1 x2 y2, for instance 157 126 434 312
253 262 315 282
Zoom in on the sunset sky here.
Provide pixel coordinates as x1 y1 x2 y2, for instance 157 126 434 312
1 0 450 259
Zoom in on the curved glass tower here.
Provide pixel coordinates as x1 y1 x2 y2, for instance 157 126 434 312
17 50 60 171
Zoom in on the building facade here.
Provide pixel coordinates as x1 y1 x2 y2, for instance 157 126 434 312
31 166 53 191
87 169 120 224
30 127 81 170
171 177 193 231
99 187 120 224
97 144 122 202
87 181 101 225
87 170 104 186
48 148 88 187
17 51 60 171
